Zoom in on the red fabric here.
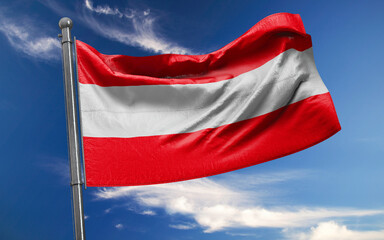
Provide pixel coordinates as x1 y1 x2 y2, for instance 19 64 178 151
84 93 341 186
76 13 311 87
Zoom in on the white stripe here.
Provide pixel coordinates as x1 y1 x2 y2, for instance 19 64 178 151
79 48 328 138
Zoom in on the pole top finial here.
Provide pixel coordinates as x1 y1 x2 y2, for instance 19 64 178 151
59 17 73 29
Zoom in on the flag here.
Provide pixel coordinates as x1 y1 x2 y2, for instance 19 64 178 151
76 13 341 187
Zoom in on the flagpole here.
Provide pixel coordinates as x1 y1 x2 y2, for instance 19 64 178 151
59 17 86 240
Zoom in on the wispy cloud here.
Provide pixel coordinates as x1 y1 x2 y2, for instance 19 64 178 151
84 0 124 18
169 223 197 230
141 210 156 216
115 223 124 230
81 0 193 54
225 232 260 237
39 156 70 184
0 12 60 60
94 172 384 233
41 0 195 54
355 137 383 144
284 221 384 240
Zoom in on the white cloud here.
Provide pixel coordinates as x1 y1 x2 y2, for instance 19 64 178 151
84 215 89 220
225 232 260 237
84 0 123 18
285 221 384 240
115 223 123 230
104 208 112 214
41 0 194 54
94 173 384 233
0 12 60 60
81 0 193 54
39 156 70 183
169 223 196 230
141 210 156 216
143 9 150 16
214 170 308 189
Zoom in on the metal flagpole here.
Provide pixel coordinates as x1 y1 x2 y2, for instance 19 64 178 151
58 17 86 240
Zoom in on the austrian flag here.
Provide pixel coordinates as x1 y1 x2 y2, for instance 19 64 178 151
76 13 341 187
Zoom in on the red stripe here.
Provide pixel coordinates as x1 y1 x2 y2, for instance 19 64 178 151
77 13 311 87
83 93 341 187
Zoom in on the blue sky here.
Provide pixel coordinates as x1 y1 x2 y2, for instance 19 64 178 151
0 0 383 239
